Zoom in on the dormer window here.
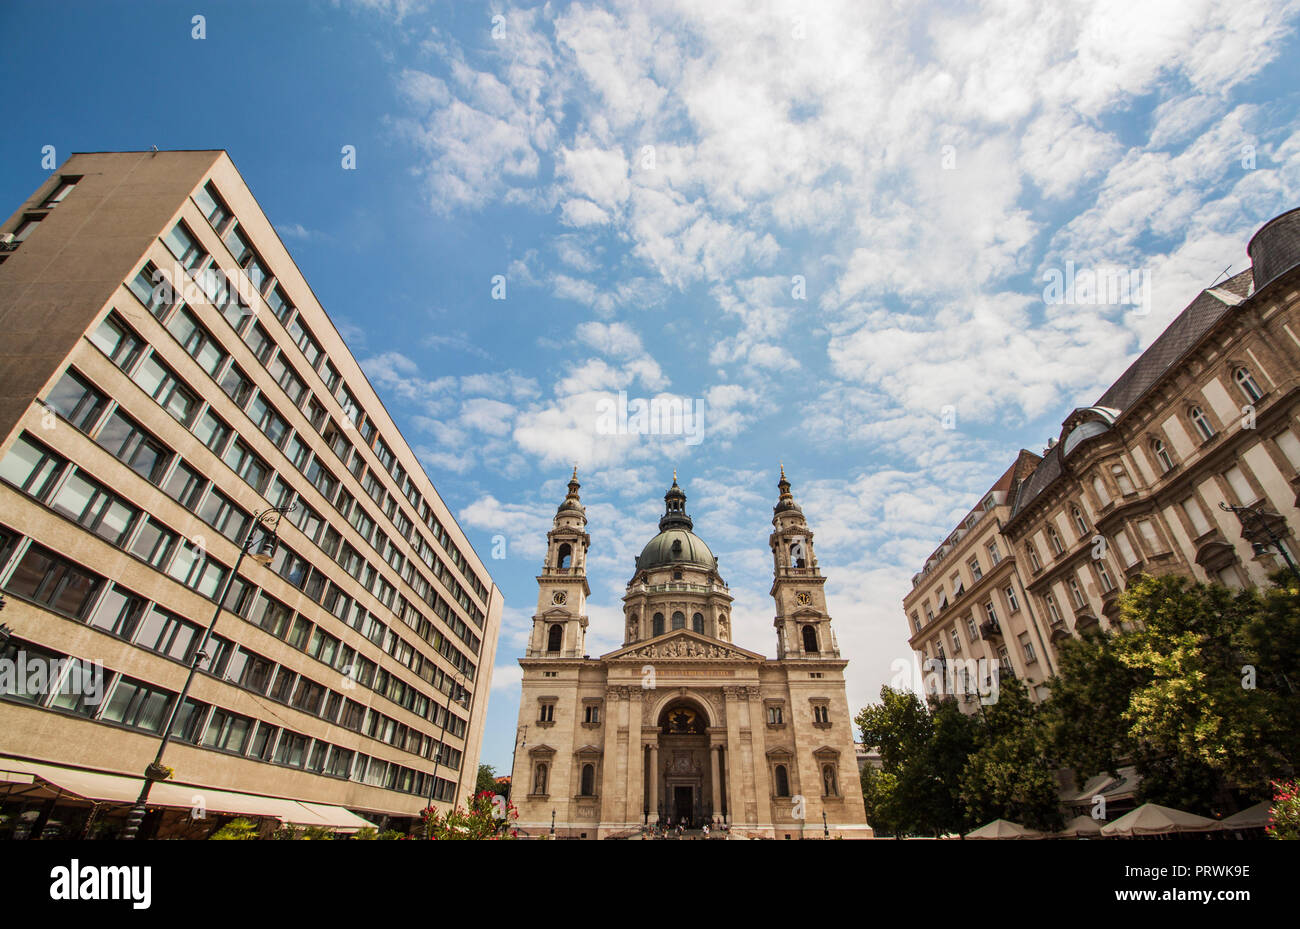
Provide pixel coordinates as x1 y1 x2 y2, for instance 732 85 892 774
1063 419 1109 456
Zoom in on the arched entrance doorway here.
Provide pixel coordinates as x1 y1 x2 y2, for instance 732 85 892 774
655 698 713 828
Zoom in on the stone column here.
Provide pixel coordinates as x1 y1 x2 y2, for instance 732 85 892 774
648 743 659 822
746 687 773 835
625 691 643 825
723 687 749 827
710 743 722 820
599 688 622 828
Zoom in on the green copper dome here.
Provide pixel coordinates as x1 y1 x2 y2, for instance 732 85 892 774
636 528 717 571
634 475 718 571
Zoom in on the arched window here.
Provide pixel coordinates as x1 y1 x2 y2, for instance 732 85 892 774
533 763 548 795
547 624 562 652
580 763 595 797
821 764 838 797
652 613 665 636
1072 506 1089 536
790 540 806 568
1047 526 1064 555
802 625 818 653
1234 367 1263 402
1190 406 1215 441
1111 463 1135 496
556 542 572 569
671 611 685 630
1025 542 1042 573
691 612 704 633
1152 438 1174 473
774 764 790 797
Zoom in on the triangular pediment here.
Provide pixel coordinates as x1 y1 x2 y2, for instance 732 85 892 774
603 628 765 662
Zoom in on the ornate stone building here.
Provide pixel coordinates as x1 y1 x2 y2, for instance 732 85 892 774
903 206 1300 707
510 469 871 839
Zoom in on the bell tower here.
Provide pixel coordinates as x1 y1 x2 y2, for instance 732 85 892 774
526 468 591 658
770 467 839 660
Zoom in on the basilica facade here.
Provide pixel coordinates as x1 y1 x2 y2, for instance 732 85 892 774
508 469 871 839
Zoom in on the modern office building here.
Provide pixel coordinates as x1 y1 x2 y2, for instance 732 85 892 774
903 206 1300 708
0 151 502 837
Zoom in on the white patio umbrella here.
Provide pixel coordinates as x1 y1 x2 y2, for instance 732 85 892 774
1099 803 1217 837
1054 814 1105 838
1213 801 1273 831
964 818 1045 839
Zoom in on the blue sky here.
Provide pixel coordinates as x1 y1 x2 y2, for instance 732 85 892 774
3 0 1299 776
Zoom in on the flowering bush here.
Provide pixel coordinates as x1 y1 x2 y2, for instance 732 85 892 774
1267 780 1300 840
416 790 518 840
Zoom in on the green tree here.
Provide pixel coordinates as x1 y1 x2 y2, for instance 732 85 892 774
1046 629 1144 782
1117 574 1296 812
476 763 499 796
856 686 977 836
1043 573 1298 816
859 764 901 837
960 681 1063 832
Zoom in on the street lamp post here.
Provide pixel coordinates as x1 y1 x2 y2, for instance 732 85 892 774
424 670 469 818
122 503 294 840
506 724 527 805
550 808 556 837
823 809 829 838
1219 501 1300 585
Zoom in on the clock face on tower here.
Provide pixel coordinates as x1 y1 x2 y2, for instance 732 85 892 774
795 591 813 606
552 591 567 605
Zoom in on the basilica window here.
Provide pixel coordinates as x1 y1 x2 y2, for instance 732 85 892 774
790 539 806 568
773 764 791 798
765 701 785 727
546 624 562 653
671 611 685 631
579 763 595 797
802 625 819 653
538 701 555 725
582 701 601 726
811 701 831 727
557 543 572 570
691 612 704 633
652 613 664 636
